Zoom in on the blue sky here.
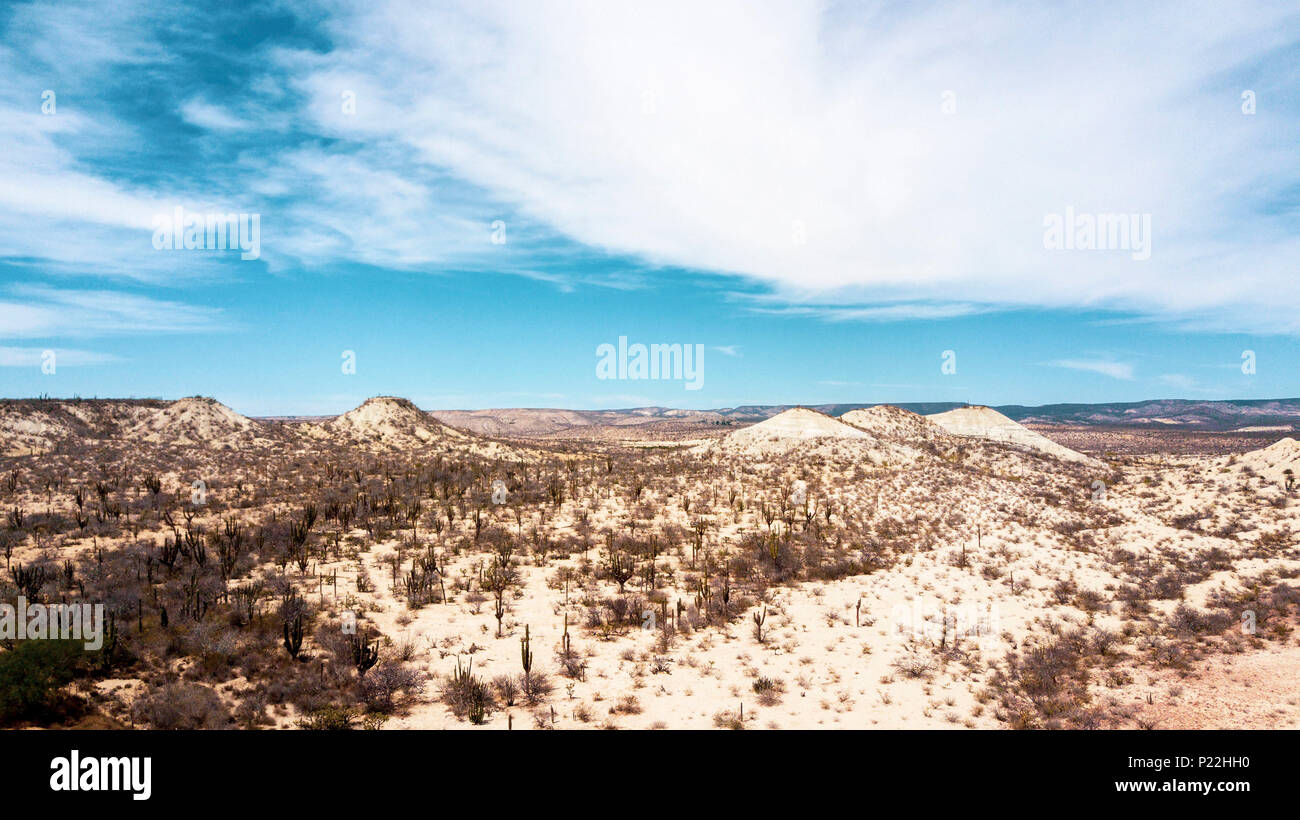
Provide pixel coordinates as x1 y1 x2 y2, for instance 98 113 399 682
1 0 1298 416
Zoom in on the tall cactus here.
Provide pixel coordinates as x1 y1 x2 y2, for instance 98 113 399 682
351 633 379 677
283 612 304 659
99 614 118 671
11 562 47 600
752 605 767 643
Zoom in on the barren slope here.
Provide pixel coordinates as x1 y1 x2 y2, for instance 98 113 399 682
328 397 465 448
842 405 947 441
927 406 1102 467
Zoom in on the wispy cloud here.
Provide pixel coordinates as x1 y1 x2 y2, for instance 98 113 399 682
2 0 1298 334
1049 359 1136 380
0 346 121 367
711 345 741 357
179 99 251 132
0 285 227 339
275 0 1300 331
747 302 990 322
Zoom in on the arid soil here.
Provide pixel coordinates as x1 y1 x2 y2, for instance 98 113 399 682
1 397 1296 730
1023 424 1285 458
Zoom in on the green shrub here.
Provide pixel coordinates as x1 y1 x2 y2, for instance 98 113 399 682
296 705 386 730
0 639 92 724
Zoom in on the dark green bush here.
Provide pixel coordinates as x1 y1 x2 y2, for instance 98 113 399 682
0 639 92 724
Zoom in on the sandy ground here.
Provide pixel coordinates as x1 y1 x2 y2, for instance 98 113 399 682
3 400 1298 730
1120 640 1300 730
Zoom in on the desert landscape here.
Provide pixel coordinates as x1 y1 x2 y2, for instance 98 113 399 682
5 3 1299 807
2 394 1297 731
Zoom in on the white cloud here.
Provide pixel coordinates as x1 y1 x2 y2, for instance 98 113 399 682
0 346 120 366
1050 359 1136 380
0 102 270 282
712 345 741 357
285 0 1300 331
744 300 990 322
179 99 251 131
3 0 1299 334
0 5 282 283
3 0 167 72
0 286 227 339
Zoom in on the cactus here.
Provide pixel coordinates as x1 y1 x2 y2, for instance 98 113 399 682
520 624 532 675
452 656 489 725
607 550 635 593
494 588 505 637
11 562 47 600
752 605 767 643
351 633 379 677
283 612 304 659
99 614 119 671
158 538 180 569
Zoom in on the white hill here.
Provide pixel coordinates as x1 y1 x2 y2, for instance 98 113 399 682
727 408 871 442
1238 437 1300 488
329 396 462 447
709 407 923 464
841 405 946 440
130 397 261 447
926 405 1102 467
0 397 273 453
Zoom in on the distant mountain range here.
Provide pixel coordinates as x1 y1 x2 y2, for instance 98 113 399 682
430 398 1300 435
6 397 1296 451
982 398 1300 430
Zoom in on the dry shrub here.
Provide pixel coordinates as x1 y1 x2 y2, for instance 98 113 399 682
612 694 642 715
132 681 233 729
360 661 427 712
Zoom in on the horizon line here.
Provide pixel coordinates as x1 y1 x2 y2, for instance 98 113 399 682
5 393 1300 420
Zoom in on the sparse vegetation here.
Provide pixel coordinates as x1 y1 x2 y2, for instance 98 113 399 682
1 397 1297 730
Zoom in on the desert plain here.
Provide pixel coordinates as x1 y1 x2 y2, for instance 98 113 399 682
1 395 1297 730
